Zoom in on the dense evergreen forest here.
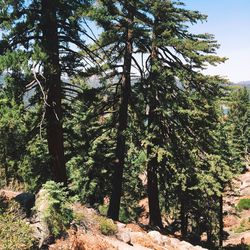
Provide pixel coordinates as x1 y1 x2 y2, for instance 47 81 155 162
0 0 249 249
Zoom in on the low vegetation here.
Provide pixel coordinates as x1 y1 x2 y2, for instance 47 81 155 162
96 216 117 236
237 199 250 212
0 213 37 250
0 0 249 248
35 181 73 238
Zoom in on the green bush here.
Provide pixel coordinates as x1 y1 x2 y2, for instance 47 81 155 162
97 216 117 236
98 204 108 216
0 213 37 250
237 198 250 211
35 181 73 238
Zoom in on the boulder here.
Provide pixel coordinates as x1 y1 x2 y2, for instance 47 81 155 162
148 230 163 245
14 192 35 217
116 231 131 244
116 221 126 230
31 189 51 248
191 246 207 250
177 241 193 250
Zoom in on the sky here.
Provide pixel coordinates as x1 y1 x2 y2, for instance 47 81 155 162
182 0 250 83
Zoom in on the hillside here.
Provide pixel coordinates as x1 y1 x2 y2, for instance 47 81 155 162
224 167 250 247
0 189 207 250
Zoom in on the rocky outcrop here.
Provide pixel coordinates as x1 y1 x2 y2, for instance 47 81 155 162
14 192 35 217
31 188 51 248
223 169 250 247
115 223 207 250
0 189 35 217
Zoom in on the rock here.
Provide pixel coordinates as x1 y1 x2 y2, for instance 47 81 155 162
130 231 170 250
168 237 180 247
14 192 35 217
177 241 193 250
162 235 172 246
116 231 131 244
129 232 145 243
117 222 126 230
241 188 250 196
224 215 238 228
125 223 144 232
191 246 206 250
148 230 163 245
31 188 51 248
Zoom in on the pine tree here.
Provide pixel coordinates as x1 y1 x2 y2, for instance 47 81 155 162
0 0 93 184
228 87 250 169
89 0 145 220
136 0 226 230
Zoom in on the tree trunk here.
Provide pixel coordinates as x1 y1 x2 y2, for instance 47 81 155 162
147 93 163 228
219 194 223 247
146 17 163 229
107 3 134 220
180 193 188 238
3 146 9 186
41 0 67 184
147 151 163 228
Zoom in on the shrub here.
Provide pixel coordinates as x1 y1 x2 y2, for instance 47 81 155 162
98 204 108 216
237 198 250 211
0 213 37 250
35 181 73 238
97 216 117 236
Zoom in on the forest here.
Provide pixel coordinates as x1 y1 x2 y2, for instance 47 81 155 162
0 0 249 249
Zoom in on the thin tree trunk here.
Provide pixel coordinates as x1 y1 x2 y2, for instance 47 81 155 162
146 18 163 229
180 193 188 238
147 97 163 228
147 151 163 228
107 3 134 220
3 147 9 186
219 194 223 247
41 0 67 184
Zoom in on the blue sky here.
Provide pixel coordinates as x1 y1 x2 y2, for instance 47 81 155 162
182 0 250 82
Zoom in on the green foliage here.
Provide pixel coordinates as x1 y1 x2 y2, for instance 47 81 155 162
64 89 115 205
0 92 27 186
237 199 250 212
97 216 117 236
19 136 50 192
35 181 73 238
0 0 248 247
0 213 37 250
98 204 108 216
226 87 250 170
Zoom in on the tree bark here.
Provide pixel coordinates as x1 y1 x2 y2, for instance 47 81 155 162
180 193 188 238
147 96 163 228
219 194 223 247
147 151 163 228
41 0 67 184
107 2 134 221
146 20 163 228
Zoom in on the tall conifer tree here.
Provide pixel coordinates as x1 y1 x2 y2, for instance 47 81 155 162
0 0 93 184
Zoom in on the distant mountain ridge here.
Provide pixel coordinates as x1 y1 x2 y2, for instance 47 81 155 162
1 72 250 89
234 81 250 87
